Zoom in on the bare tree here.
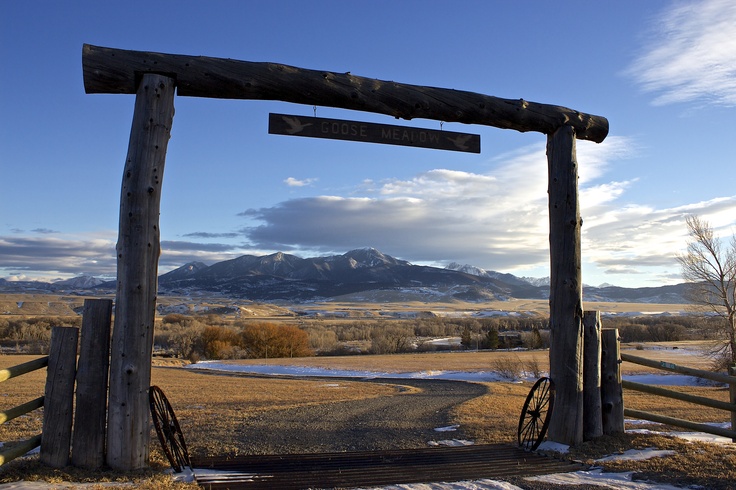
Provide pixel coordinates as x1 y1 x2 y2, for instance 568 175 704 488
677 215 736 369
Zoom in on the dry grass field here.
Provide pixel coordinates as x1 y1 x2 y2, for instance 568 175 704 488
0 292 701 320
1 344 736 488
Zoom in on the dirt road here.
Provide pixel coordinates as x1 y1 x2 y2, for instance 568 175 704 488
234 378 489 454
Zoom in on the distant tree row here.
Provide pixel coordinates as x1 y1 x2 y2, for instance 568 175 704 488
306 317 548 343
0 316 81 354
0 312 722 359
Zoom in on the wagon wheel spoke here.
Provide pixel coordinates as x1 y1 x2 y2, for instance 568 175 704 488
517 377 555 451
149 385 191 472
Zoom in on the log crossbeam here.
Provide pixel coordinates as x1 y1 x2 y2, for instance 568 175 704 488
82 44 608 143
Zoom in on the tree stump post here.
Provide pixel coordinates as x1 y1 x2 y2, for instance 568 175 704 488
72 298 113 469
546 125 584 446
601 328 624 434
106 73 175 471
583 311 603 440
40 326 79 468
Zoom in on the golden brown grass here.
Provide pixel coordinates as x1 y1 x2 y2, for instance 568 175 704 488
150 366 402 458
451 382 529 445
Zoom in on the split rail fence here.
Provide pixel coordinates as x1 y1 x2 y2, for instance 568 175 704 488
568 316 736 444
0 356 48 465
620 352 736 441
0 299 112 468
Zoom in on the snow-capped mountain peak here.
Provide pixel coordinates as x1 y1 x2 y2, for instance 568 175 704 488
53 275 106 288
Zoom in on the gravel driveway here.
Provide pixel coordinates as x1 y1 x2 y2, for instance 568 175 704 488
234 378 489 454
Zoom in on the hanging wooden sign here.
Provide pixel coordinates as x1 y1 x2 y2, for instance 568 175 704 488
268 113 480 153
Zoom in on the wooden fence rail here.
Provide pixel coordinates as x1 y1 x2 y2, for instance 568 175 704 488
0 356 49 466
0 356 49 382
620 352 736 441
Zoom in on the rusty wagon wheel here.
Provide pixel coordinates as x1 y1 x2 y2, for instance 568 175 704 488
517 377 554 451
149 385 191 472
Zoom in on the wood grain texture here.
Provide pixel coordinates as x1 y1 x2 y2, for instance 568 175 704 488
107 73 175 471
72 299 113 469
546 125 584 446
40 327 79 468
583 311 603 441
601 328 625 435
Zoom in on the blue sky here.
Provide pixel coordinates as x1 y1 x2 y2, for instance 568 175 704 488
1 0 735 288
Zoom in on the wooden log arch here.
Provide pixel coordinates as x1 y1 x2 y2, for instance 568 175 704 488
82 44 608 469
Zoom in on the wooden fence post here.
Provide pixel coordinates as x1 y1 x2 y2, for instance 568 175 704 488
729 365 736 443
583 311 603 440
601 328 624 434
40 326 79 468
72 299 113 469
107 73 175 471
546 125 584 446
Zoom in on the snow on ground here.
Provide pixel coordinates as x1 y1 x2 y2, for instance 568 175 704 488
525 469 684 489
186 361 721 387
594 448 676 462
187 361 525 382
628 426 733 444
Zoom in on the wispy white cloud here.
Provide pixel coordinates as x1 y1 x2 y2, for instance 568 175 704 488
626 0 736 107
284 177 317 187
583 196 736 283
0 232 118 279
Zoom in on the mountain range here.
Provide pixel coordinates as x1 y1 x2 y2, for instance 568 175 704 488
0 248 690 304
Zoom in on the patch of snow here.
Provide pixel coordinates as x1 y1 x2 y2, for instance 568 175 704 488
625 418 661 426
526 469 684 489
536 440 569 453
595 447 675 462
189 361 716 387
427 440 474 447
434 425 460 432
186 362 523 383
628 427 733 444
425 337 462 346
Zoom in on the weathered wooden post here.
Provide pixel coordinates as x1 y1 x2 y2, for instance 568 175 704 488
583 311 603 440
106 73 175 471
40 326 79 468
601 328 624 434
729 365 736 442
546 125 584 446
72 299 113 469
